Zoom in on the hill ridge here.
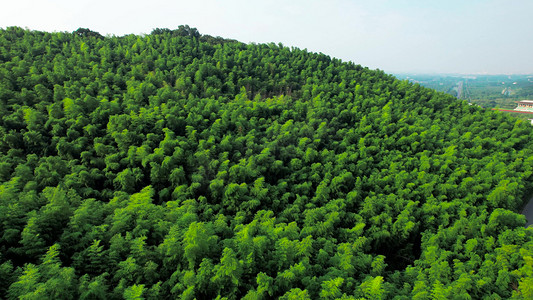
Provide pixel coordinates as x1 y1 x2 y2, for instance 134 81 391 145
0 26 532 299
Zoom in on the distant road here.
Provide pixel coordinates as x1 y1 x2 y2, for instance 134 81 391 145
456 81 463 99
522 195 533 227
492 109 533 115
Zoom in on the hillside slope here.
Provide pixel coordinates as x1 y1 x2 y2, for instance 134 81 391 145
0 26 532 299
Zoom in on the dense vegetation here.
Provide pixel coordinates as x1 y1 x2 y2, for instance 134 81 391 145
1 26 533 299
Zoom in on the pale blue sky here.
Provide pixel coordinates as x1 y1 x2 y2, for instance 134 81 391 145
2 0 532 74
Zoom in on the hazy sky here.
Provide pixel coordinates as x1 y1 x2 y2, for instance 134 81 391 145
2 0 532 74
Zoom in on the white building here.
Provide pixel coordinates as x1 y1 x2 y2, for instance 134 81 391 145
515 100 533 112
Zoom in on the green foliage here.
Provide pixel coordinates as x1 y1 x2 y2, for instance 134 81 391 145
0 26 532 299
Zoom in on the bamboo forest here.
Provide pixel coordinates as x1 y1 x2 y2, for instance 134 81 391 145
0 26 532 299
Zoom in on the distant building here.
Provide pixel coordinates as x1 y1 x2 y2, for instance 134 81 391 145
515 100 533 112
502 88 512 96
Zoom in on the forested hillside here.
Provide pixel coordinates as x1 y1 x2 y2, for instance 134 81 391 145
1 26 532 299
